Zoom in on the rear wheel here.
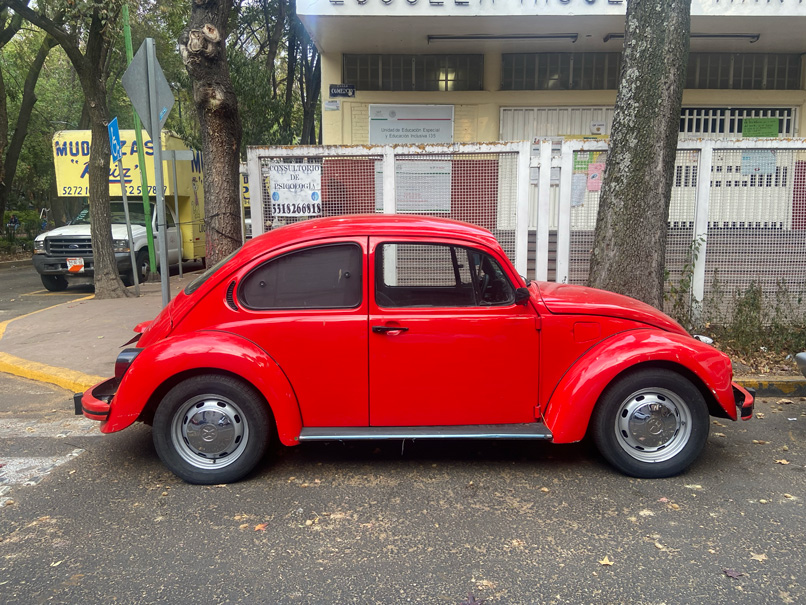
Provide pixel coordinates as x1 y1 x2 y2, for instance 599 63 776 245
41 274 68 292
122 249 149 286
591 368 709 478
153 375 272 484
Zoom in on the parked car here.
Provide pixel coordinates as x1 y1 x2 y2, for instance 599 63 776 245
32 201 181 291
75 214 754 484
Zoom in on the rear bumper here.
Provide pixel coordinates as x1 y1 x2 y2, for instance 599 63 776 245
732 382 755 420
74 377 119 421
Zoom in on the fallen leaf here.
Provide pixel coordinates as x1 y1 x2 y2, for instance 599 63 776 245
750 552 768 562
638 509 655 517
713 420 726 427
599 556 614 566
238 524 248 530
756 413 765 419
685 484 703 490
724 568 744 579
713 432 727 438
775 460 790 465
777 399 794 405
784 493 794 499
752 440 768 445
50 561 63 567
254 523 268 531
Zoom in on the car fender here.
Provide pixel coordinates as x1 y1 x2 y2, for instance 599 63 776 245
102 330 303 445
543 329 735 443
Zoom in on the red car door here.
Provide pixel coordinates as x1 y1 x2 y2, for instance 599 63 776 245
233 238 369 427
368 238 540 427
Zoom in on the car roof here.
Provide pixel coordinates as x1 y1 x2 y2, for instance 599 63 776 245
242 214 503 253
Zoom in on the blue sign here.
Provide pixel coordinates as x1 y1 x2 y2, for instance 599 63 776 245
108 117 122 163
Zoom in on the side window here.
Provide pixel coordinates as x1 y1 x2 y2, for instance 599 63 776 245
375 243 514 308
239 243 362 310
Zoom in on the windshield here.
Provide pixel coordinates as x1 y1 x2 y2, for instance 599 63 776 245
71 202 151 226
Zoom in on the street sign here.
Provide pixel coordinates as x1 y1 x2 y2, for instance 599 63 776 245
121 38 175 307
329 84 355 98
108 117 122 163
121 41 174 140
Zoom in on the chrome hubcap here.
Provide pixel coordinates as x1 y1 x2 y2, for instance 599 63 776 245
615 387 691 463
171 395 248 469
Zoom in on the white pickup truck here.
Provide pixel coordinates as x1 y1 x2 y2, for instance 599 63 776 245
32 201 180 291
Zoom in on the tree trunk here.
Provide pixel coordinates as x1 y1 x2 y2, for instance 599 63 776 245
587 0 691 310
179 0 243 265
78 67 133 299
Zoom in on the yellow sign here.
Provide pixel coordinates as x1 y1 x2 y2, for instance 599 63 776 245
52 130 203 198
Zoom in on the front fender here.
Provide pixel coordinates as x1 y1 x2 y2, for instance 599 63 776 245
102 330 303 446
544 330 735 443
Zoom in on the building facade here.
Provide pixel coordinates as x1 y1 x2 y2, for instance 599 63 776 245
297 0 806 145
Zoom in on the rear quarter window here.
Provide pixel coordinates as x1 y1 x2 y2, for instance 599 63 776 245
238 243 362 310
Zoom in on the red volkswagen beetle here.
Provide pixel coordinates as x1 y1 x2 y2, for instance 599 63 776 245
76 215 754 484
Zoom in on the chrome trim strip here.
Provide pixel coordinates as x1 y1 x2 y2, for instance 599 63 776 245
298 423 552 441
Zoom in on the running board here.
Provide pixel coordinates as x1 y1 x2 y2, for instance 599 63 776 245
298 423 553 441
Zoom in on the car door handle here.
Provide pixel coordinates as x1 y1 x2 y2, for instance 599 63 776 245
372 325 409 334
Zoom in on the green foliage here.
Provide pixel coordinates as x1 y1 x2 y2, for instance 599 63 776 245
703 280 806 357
229 50 295 147
665 235 703 331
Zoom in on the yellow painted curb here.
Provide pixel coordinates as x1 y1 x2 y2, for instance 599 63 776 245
0 352 105 393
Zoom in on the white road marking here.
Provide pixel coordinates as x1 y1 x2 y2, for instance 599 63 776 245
0 417 100 506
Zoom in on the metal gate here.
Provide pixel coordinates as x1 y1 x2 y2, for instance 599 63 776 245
246 142 531 275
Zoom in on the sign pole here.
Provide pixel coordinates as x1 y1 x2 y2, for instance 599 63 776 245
146 38 171 307
122 4 156 277
108 117 139 296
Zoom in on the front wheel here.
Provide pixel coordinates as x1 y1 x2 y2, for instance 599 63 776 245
41 274 68 292
152 375 273 484
591 368 709 478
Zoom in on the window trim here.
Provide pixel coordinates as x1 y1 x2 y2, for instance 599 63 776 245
374 241 516 309
237 242 364 311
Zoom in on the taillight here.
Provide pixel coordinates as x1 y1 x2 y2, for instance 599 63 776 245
115 348 142 380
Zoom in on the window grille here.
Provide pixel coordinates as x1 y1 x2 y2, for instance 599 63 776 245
501 53 622 90
500 53 801 91
343 54 483 91
686 54 801 90
679 107 795 138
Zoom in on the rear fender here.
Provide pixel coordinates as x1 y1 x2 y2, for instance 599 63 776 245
102 330 303 446
544 330 735 443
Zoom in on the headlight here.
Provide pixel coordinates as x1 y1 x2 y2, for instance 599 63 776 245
113 239 131 252
33 240 46 254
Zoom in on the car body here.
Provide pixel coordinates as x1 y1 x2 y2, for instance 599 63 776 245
76 214 754 484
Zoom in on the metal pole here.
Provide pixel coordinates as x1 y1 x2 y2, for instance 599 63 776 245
122 4 157 276
146 38 171 307
171 156 183 279
118 158 140 296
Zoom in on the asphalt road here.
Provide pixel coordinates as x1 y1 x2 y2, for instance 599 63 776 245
0 370 804 604
0 264 93 323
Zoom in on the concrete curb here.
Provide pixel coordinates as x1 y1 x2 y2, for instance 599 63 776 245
0 352 104 393
734 376 806 398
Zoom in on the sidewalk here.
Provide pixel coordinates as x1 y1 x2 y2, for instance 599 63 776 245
0 273 804 397
0 277 188 393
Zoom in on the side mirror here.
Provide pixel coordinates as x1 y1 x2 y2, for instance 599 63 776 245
514 287 530 306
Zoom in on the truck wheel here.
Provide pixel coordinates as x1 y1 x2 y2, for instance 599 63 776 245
152 375 273 484
591 368 709 478
41 274 68 292
123 250 149 287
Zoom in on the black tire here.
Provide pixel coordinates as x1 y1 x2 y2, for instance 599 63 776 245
41 274 68 292
152 375 273 484
123 249 149 287
591 368 709 478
